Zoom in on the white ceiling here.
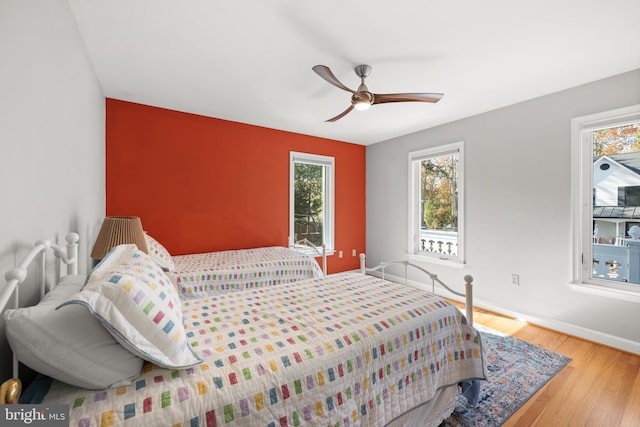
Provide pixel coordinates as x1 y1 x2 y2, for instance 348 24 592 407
67 0 640 145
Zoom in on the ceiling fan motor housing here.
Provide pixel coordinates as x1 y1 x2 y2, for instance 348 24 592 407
351 91 374 109
352 65 374 108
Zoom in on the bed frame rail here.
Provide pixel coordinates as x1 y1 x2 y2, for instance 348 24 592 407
359 254 474 325
1 232 80 380
292 238 327 275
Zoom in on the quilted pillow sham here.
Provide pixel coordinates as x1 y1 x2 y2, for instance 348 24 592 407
144 233 175 271
4 274 144 389
61 244 201 369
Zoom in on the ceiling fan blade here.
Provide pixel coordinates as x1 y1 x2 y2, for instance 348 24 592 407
372 92 444 104
326 105 354 122
312 65 356 94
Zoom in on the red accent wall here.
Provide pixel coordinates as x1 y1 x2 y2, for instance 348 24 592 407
106 99 366 273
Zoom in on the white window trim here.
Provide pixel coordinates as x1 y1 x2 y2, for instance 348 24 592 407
407 141 465 265
289 151 335 255
570 104 640 301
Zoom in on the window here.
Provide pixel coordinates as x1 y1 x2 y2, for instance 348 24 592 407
408 142 464 264
618 186 640 206
289 152 334 253
571 104 640 295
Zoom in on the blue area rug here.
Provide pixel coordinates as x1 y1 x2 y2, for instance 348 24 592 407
441 329 571 426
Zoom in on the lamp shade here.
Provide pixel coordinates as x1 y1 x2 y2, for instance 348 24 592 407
91 216 148 259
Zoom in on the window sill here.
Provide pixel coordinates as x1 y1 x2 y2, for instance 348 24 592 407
293 247 334 257
568 281 640 304
406 253 465 269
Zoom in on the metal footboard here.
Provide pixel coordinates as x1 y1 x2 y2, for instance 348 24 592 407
359 253 474 325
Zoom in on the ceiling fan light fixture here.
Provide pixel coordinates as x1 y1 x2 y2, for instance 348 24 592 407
353 101 371 111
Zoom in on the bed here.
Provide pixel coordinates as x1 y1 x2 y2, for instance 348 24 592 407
1 233 486 427
144 234 326 298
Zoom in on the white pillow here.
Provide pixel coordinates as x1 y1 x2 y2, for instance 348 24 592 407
61 245 201 369
144 233 175 271
3 274 144 390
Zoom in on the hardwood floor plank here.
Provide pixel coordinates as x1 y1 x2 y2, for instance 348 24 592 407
455 303 640 427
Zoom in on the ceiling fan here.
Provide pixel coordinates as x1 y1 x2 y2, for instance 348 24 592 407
312 64 444 122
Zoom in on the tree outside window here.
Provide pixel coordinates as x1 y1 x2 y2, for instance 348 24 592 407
421 154 458 231
593 123 640 155
293 163 324 246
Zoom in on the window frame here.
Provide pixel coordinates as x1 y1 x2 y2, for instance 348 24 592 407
407 141 465 265
571 104 640 298
289 151 335 255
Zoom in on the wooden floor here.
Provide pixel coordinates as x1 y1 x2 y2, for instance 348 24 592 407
461 304 640 427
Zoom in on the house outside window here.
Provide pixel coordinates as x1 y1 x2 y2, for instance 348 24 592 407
571 105 640 295
289 152 334 254
408 142 464 264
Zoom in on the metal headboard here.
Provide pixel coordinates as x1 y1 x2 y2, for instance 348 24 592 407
1 232 80 379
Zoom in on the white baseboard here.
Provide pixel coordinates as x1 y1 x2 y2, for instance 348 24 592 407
472 299 640 355
367 270 640 355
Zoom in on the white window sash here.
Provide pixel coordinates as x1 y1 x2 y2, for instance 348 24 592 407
408 141 465 264
289 151 335 253
571 104 640 294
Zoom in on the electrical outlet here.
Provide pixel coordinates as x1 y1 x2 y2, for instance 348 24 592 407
338 250 343 258
352 249 356 256
511 274 520 286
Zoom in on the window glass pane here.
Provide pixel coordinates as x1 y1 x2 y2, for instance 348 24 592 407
290 152 334 252
591 122 640 285
293 162 324 246
418 151 459 257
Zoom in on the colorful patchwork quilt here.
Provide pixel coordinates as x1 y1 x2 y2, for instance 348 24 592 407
171 247 324 298
41 272 486 427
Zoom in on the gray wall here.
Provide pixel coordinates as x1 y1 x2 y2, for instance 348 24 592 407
367 69 640 352
0 0 105 380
